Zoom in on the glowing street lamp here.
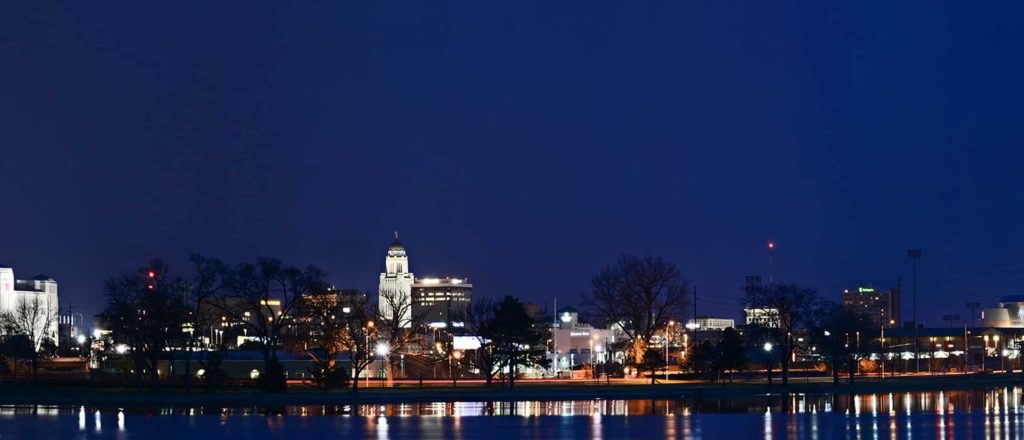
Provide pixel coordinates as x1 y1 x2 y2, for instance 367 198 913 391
375 342 391 388
763 342 773 352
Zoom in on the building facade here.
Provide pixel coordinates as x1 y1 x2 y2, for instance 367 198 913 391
842 286 900 328
412 277 472 327
687 317 735 331
58 310 86 347
550 307 616 374
982 296 1024 328
0 266 59 347
744 308 780 328
378 235 414 328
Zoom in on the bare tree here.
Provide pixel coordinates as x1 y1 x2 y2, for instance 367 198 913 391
0 296 56 381
335 291 377 391
375 288 424 386
182 254 227 393
99 260 189 390
215 258 330 392
584 255 688 367
810 301 874 386
743 283 820 385
295 289 353 391
463 298 500 385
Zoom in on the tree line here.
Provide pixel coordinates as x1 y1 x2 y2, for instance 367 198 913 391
0 252 883 390
95 255 553 393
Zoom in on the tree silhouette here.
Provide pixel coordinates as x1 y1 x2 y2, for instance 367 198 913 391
584 255 688 371
0 295 56 382
743 283 820 385
99 260 188 390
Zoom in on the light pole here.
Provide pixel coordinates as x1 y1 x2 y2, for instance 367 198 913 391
665 321 676 382
908 249 922 373
764 342 774 385
880 324 885 379
376 342 390 388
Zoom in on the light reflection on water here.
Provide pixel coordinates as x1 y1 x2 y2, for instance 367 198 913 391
3 387 1024 438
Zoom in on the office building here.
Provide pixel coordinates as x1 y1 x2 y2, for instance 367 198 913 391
412 277 472 327
842 286 900 328
550 307 615 373
687 317 735 331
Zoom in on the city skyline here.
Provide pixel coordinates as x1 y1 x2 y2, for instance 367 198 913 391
0 234 991 326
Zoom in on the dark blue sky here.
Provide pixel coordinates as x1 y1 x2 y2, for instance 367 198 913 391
2 2 1023 324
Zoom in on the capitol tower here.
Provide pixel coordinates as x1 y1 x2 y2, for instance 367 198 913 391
378 232 414 328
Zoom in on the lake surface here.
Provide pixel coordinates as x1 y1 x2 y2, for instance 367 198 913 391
4 388 1024 439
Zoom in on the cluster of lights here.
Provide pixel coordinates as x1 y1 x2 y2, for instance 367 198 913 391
419 278 465 285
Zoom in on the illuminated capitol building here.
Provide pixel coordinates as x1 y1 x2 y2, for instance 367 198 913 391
378 234 472 328
0 265 59 346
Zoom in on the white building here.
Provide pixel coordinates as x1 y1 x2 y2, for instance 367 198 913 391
744 308 780 328
982 295 1024 328
687 317 736 331
378 234 414 328
550 307 616 374
0 266 59 347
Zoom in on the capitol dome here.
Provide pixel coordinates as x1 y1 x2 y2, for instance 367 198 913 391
388 231 406 252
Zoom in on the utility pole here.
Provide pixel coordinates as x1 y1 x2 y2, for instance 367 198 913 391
693 285 698 330
908 249 922 373
965 302 979 373
965 302 980 328
691 285 698 354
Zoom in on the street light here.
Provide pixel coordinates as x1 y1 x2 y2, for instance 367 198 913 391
664 321 677 381
763 342 774 385
376 342 390 387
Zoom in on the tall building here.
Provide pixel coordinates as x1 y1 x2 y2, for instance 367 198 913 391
842 286 900 328
378 234 414 328
0 266 59 347
412 277 472 327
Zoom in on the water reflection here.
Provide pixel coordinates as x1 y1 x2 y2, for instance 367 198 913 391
4 388 1024 438
1 388 1022 418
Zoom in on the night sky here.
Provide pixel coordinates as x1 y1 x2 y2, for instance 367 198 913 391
3 2 1023 324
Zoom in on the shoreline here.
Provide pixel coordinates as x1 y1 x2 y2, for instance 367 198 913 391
2 374 1021 408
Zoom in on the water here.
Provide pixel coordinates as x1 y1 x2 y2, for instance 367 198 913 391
4 388 1024 439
